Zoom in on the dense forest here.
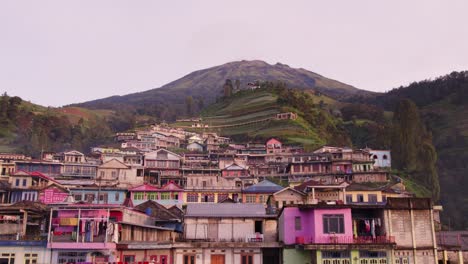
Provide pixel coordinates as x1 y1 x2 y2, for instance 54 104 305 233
0 93 115 157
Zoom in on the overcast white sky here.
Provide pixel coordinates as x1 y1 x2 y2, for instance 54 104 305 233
1 1 467 107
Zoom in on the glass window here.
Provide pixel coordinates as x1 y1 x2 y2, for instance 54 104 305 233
147 192 158 200
241 255 254 264
295 216 302 230
15 179 19 186
323 214 345 234
357 194 364 202
115 192 120 201
246 195 256 203
160 192 170 200
187 193 198 203
133 192 144 200
368 194 378 203
22 179 27 186
183 255 195 264
346 194 353 203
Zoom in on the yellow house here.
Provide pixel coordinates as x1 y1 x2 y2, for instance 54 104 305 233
345 182 412 204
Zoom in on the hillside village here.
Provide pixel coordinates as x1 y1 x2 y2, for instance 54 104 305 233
0 123 464 264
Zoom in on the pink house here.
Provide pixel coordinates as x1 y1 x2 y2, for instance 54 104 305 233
266 138 283 154
279 205 353 245
221 163 249 177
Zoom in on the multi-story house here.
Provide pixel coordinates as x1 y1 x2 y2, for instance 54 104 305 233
278 197 438 264
144 149 182 186
175 203 280 264
97 158 142 187
47 204 178 263
368 149 392 168
0 201 50 264
15 159 62 176
241 180 283 204
129 182 184 206
54 150 98 179
8 170 59 203
0 153 28 177
69 186 127 205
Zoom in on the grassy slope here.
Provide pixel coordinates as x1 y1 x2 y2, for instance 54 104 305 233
175 89 339 148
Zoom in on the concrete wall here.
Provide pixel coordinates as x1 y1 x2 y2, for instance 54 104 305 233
174 248 261 264
0 246 51 264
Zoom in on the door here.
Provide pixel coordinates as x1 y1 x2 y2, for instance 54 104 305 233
211 255 225 264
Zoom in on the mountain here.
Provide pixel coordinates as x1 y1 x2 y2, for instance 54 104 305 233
351 71 468 230
72 60 372 121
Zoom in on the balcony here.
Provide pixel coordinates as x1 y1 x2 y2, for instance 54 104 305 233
245 233 264 242
0 234 47 246
295 235 395 245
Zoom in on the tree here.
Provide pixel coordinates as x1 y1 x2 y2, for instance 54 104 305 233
391 99 440 200
185 96 194 116
223 79 233 97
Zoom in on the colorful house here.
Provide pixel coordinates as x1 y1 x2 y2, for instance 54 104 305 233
279 204 395 264
129 182 184 206
221 163 249 177
266 138 283 154
0 201 50 264
144 149 182 186
176 203 281 264
242 180 283 204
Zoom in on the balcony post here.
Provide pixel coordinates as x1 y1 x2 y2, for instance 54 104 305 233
47 208 53 243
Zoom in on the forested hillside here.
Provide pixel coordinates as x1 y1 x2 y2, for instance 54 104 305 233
351 71 468 229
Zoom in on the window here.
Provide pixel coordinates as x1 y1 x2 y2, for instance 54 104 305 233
258 195 265 203
22 179 27 186
187 193 199 203
183 255 195 264
111 171 117 178
368 194 378 203
346 194 353 203
15 179 19 186
133 192 144 200
295 216 302 230
323 214 345 234
147 192 158 200
357 194 364 202
383 155 388 160
57 252 86 264
241 255 254 264
85 194 95 203
115 192 120 201
0 253 15 264
123 255 135 262
99 193 108 203
322 251 350 259
24 253 38 264
74 194 82 201
246 195 256 203
160 192 170 200
255 220 263 234
202 193 214 202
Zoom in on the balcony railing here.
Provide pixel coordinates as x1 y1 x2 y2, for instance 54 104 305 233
245 233 264 242
0 234 46 241
295 235 395 245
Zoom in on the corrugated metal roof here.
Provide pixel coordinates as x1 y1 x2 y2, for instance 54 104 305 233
243 180 283 193
185 203 268 218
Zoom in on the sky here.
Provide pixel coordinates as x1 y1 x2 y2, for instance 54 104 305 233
1 1 468 107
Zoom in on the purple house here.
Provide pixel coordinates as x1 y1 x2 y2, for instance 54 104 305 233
279 204 353 245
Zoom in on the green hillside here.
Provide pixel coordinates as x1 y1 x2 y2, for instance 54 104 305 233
175 86 349 149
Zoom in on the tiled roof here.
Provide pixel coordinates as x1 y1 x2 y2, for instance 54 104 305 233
243 180 283 193
185 203 269 218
